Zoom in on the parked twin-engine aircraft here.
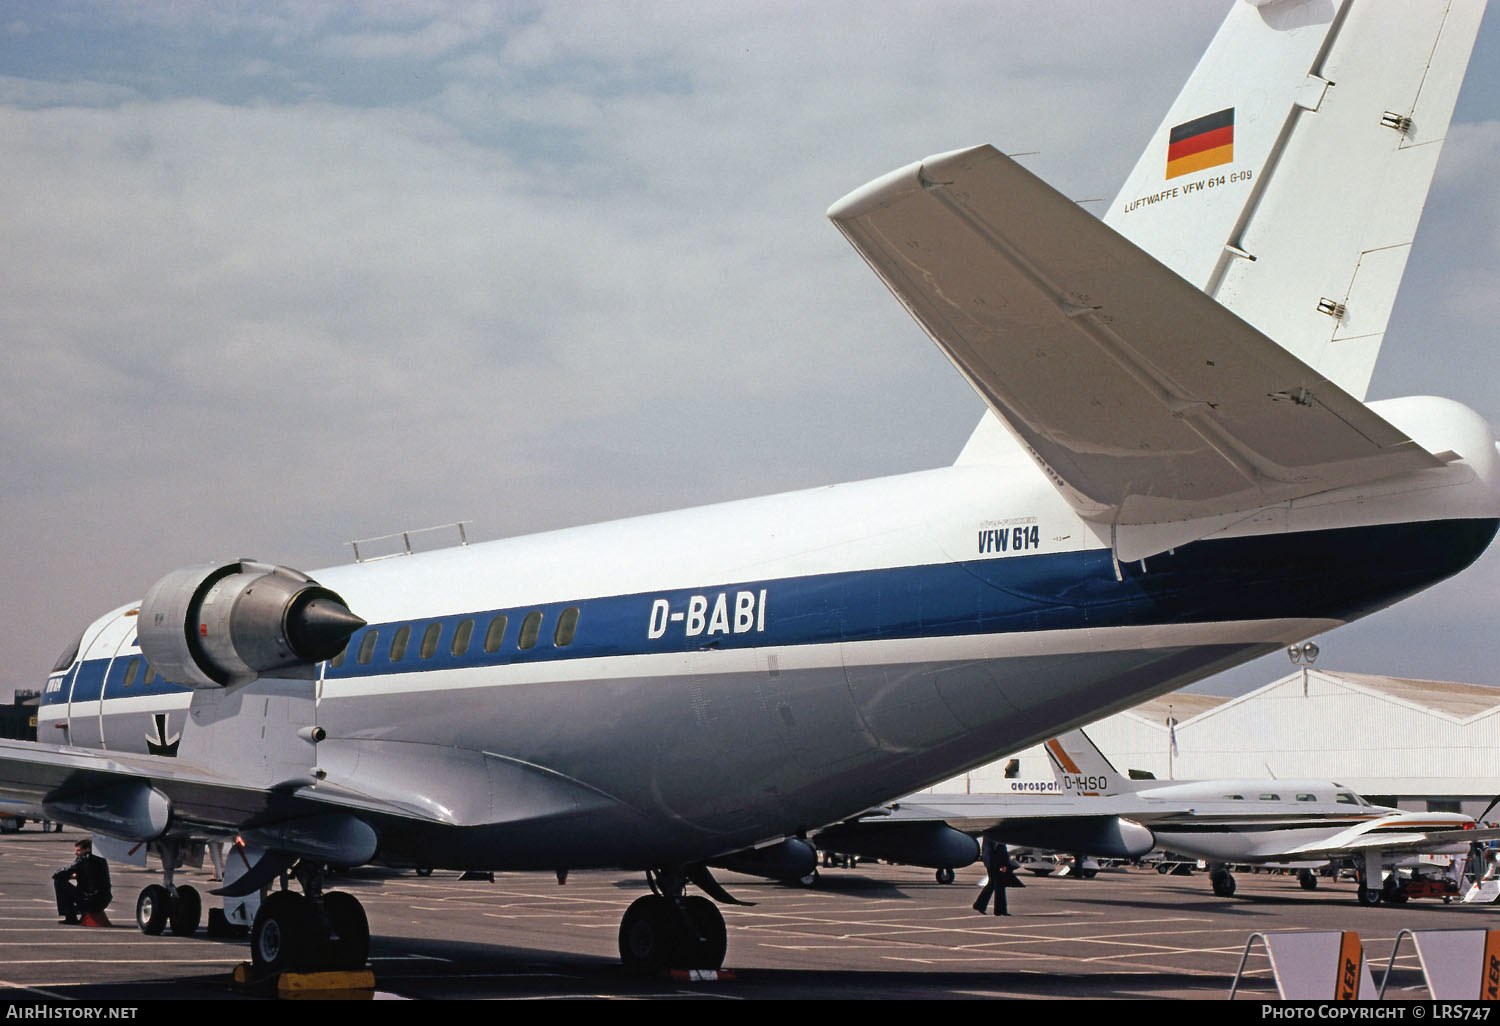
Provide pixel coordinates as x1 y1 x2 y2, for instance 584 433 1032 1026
1039 729 1494 904
0 0 1493 975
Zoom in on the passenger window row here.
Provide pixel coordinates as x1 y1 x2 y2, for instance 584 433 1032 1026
334 606 581 668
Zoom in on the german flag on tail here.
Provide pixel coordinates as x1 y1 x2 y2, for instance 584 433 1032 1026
1166 107 1233 179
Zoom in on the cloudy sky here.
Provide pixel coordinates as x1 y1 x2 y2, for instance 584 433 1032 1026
2 2 1497 701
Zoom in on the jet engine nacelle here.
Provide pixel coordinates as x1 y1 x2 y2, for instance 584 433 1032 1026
138 560 365 689
813 821 980 869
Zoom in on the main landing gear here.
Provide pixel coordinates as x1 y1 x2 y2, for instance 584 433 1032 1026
248 862 370 976
133 839 203 936
618 868 728 973
1209 865 1237 898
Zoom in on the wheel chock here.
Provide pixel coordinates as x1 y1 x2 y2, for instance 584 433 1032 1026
79 911 111 928
277 970 376 996
232 964 375 994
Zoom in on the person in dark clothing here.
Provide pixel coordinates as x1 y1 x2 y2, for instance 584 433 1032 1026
53 839 111 924
972 836 1022 916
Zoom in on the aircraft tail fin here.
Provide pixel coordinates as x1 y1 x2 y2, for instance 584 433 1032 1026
1104 0 1486 400
1044 730 1140 797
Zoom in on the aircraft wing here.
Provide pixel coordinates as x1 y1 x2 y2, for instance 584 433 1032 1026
828 793 1187 860
828 146 1441 548
0 736 629 861
871 793 1189 832
1281 824 1500 862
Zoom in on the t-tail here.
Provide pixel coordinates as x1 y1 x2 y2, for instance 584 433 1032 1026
1044 730 1141 798
1105 0 1486 399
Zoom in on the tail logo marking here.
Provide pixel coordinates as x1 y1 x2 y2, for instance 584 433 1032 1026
1166 107 1234 180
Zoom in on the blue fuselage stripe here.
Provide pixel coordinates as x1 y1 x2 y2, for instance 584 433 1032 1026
45 517 1499 707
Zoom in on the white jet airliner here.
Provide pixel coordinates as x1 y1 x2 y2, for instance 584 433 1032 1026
0 0 1493 976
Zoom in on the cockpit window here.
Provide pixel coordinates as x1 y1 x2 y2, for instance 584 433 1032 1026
1335 792 1360 805
51 631 84 673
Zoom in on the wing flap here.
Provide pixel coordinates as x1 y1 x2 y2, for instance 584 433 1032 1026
828 145 1440 527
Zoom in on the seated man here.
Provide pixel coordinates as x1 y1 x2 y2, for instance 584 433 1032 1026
53 839 112 924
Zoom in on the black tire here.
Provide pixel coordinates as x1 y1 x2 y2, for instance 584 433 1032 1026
1383 877 1409 904
619 894 675 973
0 817 20 834
1357 885 1383 906
414 867 433 877
1210 870 1236 898
1156 863 1170 875
168 885 201 936
935 867 956 885
322 892 370 971
136 884 171 935
679 895 728 970
793 868 819 888
251 891 313 975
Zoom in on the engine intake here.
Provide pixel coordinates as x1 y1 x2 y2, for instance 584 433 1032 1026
138 561 365 688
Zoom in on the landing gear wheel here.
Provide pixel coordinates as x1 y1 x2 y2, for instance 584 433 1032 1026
1383 877 1408 904
619 894 675 973
678 895 727 969
793 868 819 888
1298 869 1319 891
1357 885 1383 906
322 891 371 971
168 884 201 936
936 867 956 885
136 884 171 935
1210 870 1237 898
251 891 313 975
414 867 433 877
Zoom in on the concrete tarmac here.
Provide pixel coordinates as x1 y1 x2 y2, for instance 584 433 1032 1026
0 828 1491 1000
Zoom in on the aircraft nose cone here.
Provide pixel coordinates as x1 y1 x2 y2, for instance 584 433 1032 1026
285 590 367 661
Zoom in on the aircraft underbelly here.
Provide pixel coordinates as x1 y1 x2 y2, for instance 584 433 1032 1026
307 633 1285 855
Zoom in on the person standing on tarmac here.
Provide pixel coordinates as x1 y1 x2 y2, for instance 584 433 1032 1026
53 838 112 924
972 837 1022 916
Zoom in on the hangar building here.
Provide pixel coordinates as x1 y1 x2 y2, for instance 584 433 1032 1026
928 669 1500 818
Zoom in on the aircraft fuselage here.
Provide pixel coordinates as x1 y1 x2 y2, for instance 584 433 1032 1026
39 396 1500 870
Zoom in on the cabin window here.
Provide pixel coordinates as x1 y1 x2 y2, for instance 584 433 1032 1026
554 607 580 647
452 618 474 656
1222 794 1244 801
390 625 411 662
483 615 508 654
357 630 379 665
518 611 543 650
1258 793 1280 801
420 623 442 659
122 658 140 688
1296 793 1317 802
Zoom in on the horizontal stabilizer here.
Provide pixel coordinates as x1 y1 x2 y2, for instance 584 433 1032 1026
828 145 1440 530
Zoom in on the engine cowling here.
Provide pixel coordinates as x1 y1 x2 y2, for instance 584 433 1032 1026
138 561 365 688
